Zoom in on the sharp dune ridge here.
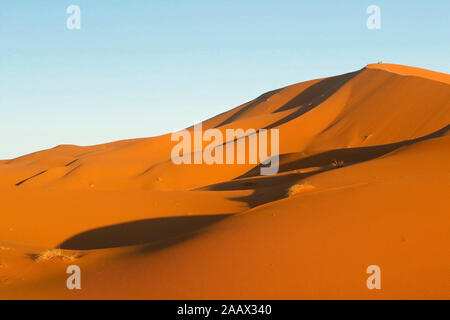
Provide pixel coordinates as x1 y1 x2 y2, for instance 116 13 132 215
0 63 449 299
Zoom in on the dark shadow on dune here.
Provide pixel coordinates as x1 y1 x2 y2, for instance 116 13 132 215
199 124 450 208
217 71 360 130
15 170 47 186
265 70 361 129
217 89 282 127
198 171 312 207
238 124 450 179
65 159 79 167
58 214 231 250
204 71 361 159
201 172 306 192
136 232 197 255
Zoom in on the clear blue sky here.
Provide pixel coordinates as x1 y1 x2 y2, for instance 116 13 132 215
1 0 449 159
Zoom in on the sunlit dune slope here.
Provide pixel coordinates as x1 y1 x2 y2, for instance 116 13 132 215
0 63 449 299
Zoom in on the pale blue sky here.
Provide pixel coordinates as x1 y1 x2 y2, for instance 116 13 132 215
1 0 449 159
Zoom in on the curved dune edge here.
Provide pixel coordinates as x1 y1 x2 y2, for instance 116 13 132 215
0 63 449 299
367 63 450 84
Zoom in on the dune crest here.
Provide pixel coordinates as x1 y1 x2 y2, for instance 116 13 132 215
367 63 450 84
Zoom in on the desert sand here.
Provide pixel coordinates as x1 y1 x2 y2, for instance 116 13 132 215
0 63 449 299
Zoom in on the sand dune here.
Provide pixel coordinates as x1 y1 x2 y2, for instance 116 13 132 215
0 63 449 299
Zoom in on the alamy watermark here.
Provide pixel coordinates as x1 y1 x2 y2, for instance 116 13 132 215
366 5 381 30
171 122 280 175
66 5 81 30
66 265 81 290
366 265 381 290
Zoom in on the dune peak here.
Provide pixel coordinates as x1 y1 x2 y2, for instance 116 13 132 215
366 62 450 84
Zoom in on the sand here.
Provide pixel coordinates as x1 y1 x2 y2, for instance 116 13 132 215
0 63 449 299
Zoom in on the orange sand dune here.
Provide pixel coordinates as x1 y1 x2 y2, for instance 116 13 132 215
0 63 449 299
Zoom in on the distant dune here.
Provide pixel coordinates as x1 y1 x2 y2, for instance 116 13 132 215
0 63 449 299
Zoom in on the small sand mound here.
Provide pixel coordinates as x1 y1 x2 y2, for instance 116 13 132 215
287 182 315 196
31 249 79 263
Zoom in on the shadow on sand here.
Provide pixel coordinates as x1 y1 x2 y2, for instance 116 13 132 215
199 124 450 208
58 214 231 250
